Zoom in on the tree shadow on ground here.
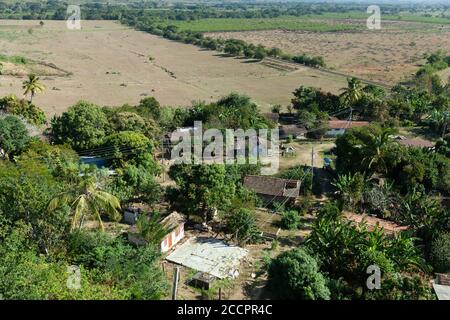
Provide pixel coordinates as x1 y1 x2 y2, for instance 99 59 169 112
243 278 272 300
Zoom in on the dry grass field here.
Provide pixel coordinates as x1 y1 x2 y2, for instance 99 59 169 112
206 20 450 85
0 20 351 116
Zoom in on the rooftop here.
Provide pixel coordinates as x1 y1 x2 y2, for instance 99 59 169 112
166 237 248 279
161 211 185 228
244 175 300 198
328 120 370 129
279 124 307 136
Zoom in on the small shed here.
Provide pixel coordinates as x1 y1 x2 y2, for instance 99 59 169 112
161 212 186 253
244 175 301 205
123 207 141 225
279 125 307 140
324 120 369 137
189 272 217 290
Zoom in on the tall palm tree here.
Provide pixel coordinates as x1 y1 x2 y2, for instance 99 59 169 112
339 77 364 107
361 128 394 174
48 175 121 231
22 74 45 104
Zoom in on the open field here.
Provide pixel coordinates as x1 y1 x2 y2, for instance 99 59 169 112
168 16 360 32
0 20 352 116
206 20 450 84
279 141 335 171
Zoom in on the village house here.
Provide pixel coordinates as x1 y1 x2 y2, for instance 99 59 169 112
243 175 301 205
279 124 307 140
324 120 369 138
160 212 186 253
127 211 186 253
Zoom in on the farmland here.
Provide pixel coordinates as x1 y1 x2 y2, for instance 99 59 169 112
166 16 360 33
0 0 449 304
0 20 351 116
206 20 450 84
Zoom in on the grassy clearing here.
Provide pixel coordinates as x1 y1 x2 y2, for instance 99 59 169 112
0 53 28 64
167 16 360 32
165 12 450 34
305 11 450 24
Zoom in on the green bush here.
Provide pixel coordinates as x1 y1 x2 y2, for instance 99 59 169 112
281 210 300 230
268 247 331 300
0 95 46 126
430 232 450 273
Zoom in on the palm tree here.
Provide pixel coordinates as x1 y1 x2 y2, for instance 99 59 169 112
339 77 364 107
361 128 394 174
136 212 174 246
48 175 121 231
22 74 45 104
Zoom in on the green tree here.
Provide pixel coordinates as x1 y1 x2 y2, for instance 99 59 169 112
268 248 331 300
339 77 364 107
136 212 173 246
48 173 122 231
168 164 235 223
50 101 110 150
138 97 162 120
103 131 157 171
281 210 300 230
0 159 69 255
332 172 366 210
0 115 30 160
225 208 261 245
22 74 45 103
253 45 267 60
0 94 47 125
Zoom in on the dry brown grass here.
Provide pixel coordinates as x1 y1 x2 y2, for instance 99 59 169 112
0 20 352 117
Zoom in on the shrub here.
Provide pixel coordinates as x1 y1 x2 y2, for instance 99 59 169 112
268 248 330 300
281 210 300 230
226 208 261 245
430 232 450 273
0 95 46 125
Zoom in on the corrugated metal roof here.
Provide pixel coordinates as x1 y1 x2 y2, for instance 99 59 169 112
166 237 248 279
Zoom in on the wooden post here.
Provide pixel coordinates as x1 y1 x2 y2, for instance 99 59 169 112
172 266 180 300
219 287 222 300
